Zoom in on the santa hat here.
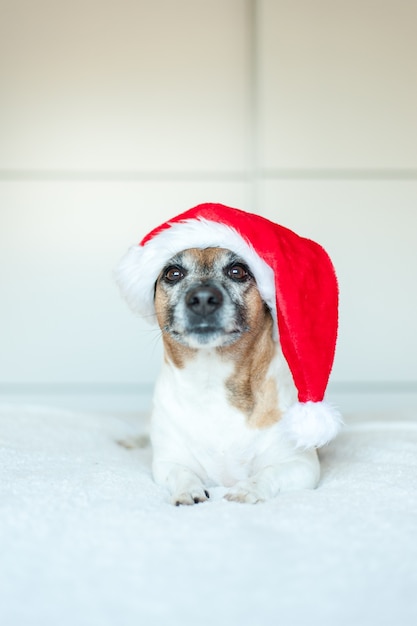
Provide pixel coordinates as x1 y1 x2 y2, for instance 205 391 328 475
116 203 342 449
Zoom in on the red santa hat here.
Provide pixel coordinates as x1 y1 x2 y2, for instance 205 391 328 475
116 203 342 449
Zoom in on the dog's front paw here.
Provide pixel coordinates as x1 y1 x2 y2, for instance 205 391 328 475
224 480 265 504
172 488 210 507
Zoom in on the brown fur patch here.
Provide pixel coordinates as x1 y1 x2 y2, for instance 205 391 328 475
154 277 196 369
162 334 197 369
222 294 282 429
188 247 225 269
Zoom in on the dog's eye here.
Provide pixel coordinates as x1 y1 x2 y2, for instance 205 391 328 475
227 264 250 282
163 266 186 283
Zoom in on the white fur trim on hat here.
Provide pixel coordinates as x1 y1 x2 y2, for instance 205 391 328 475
115 217 277 331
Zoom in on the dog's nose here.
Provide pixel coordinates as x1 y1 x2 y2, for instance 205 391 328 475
185 286 223 316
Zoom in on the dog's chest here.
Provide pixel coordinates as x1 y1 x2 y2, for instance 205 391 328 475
152 351 280 485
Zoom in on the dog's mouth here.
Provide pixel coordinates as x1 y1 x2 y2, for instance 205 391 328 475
169 324 244 348
190 325 220 334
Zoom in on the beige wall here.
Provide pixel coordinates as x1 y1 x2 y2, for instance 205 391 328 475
1 0 416 412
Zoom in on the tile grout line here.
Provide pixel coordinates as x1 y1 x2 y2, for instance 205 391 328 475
246 0 260 210
0 169 416 182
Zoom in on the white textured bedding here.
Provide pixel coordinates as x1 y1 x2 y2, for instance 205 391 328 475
1 404 416 626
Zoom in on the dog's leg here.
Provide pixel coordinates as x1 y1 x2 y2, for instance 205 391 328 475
154 461 210 506
224 450 320 504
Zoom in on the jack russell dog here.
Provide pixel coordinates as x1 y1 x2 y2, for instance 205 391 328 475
116 204 341 505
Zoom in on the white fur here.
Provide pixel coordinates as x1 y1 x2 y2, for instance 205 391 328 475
115 218 277 335
150 348 320 505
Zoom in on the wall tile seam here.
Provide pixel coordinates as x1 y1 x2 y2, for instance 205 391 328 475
1 169 417 182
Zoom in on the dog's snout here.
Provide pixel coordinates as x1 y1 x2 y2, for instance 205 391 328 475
186 286 223 317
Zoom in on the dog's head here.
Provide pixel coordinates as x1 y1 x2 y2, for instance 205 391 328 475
154 247 271 350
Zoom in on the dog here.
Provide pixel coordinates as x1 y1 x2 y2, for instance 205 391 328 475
116 203 340 505
149 246 319 505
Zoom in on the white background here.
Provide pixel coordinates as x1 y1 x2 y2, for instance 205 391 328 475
1 0 416 412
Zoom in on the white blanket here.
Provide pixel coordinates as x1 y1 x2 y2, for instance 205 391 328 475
1 405 416 626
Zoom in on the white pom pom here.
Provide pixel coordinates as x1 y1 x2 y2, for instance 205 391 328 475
281 401 343 449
